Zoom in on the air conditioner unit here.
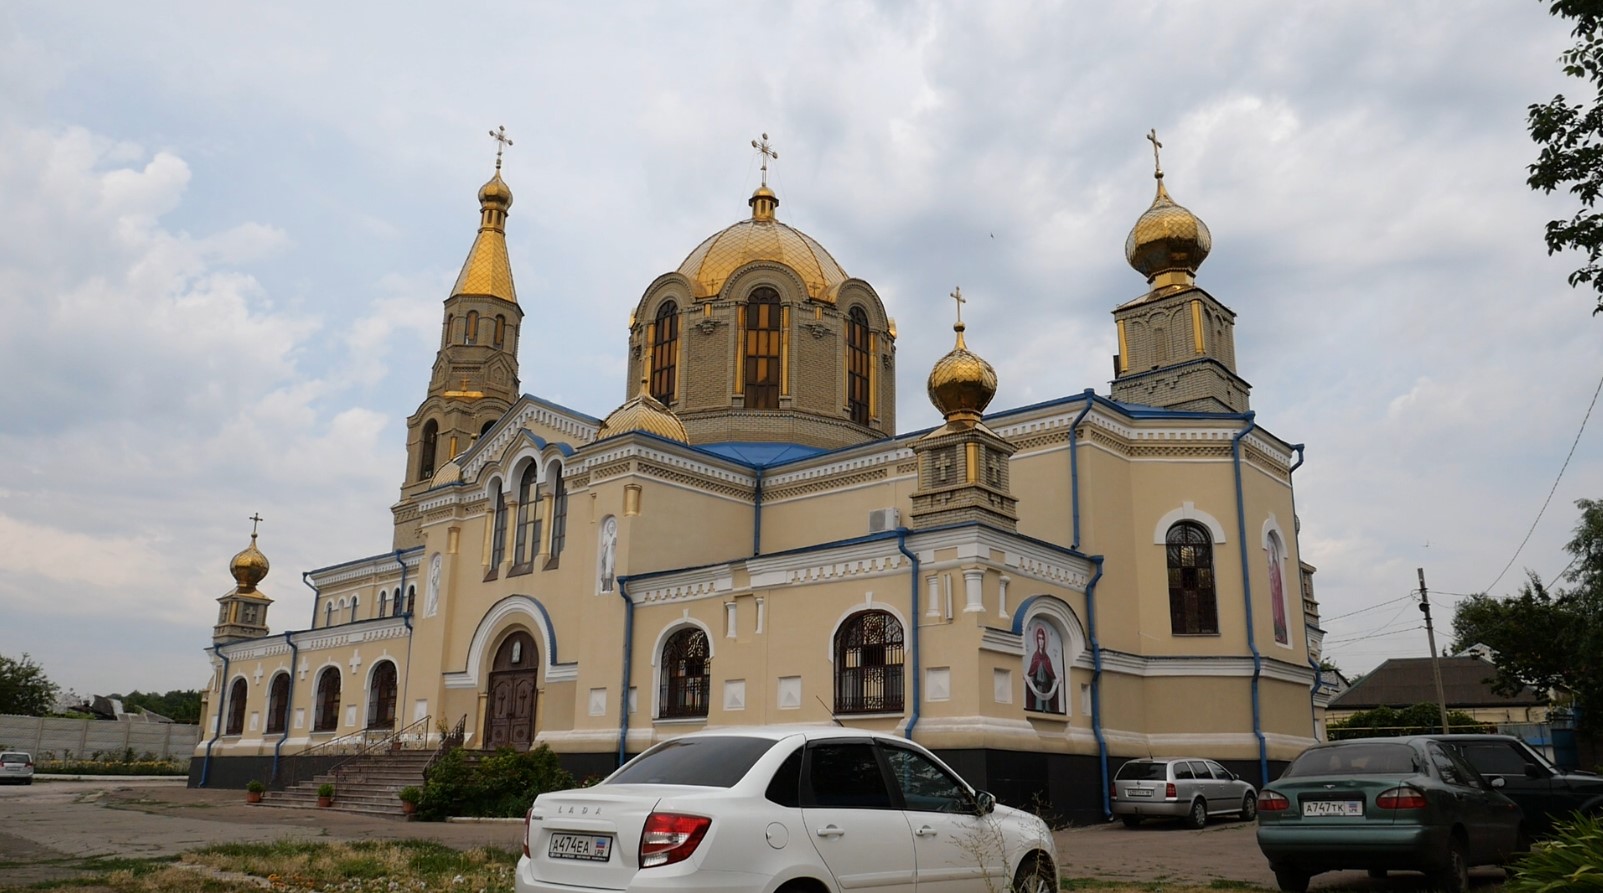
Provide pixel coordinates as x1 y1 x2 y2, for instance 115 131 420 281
867 507 901 533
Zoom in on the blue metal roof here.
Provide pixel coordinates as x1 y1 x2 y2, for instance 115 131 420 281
695 442 828 466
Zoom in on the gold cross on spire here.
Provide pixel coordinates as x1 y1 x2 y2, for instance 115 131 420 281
950 286 965 325
1146 128 1164 179
249 513 264 537
488 125 514 171
751 132 779 186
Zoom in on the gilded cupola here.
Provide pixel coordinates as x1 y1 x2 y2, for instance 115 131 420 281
926 289 998 429
214 517 273 645
675 185 849 301
598 376 689 442
1125 130 1211 292
230 532 270 592
450 127 518 303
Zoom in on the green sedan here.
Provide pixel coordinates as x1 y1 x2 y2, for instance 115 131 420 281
1255 736 1525 893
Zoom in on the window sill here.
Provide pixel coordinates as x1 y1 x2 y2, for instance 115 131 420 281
652 716 708 726
1023 710 1070 723
1170 632 1221 637
508 563 533 578
483 568 500 583
832 711 905 720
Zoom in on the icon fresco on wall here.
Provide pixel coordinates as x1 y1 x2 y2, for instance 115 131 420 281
598 516 618 593
1267 532 1289 646
1023 618 1064 714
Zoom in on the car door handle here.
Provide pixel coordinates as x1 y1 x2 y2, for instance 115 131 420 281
914 825 938 837
815 825 846 838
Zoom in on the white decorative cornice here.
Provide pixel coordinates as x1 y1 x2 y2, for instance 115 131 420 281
747 538 910 589
1094 650 1316 686
308 552 421 588
633 569 736 606
578 443 751 488
763 446 916 489
911 526 1094 592
463 400 597 482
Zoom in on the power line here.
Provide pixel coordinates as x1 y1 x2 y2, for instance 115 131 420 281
1482 367 1603 595
1323 624 1424 647
1319 594 1414 624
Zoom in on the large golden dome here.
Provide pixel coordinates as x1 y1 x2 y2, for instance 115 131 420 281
677 186 849 300
598 382 688 442
1125 176 1211 283
230 534 270 592
927 321 997 427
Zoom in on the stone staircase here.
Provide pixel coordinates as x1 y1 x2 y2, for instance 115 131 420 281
260 750 434 817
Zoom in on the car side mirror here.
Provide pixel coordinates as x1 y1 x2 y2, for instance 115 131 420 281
973 791 996 815
1489 776 1505 789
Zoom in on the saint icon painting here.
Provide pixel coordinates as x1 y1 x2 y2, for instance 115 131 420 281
1023 618 1064 714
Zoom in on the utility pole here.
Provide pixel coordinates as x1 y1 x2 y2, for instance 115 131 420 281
1418 567 1451 734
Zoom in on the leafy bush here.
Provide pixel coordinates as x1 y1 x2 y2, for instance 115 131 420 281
1503 811 1603 892
1326 703 1490 739
417 744 574 820
35 757 187 776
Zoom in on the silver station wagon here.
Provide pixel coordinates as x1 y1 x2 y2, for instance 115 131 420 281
1111 757 1258 828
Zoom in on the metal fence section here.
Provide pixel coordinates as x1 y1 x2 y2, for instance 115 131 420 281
0 714 201 759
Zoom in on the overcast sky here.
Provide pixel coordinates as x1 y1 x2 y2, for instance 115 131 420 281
1 2 1599 700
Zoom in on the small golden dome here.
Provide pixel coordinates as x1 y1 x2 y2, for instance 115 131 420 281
430 460 463 486
478 171 513 210
676 186 849 300
230 533 270 592
1125 176 1211 283
597 382 689 441
927 321 998 427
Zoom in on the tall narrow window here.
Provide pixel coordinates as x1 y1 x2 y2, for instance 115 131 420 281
378 590 389 618
265 673 290 735
1167 521 1219 635
349 594 360 623
488 488 508 577
494 314 507 348
419 420 439 481
659 627 710 719
313 667 342 732
324 601 334 628
650 301 679 403
847 306 871 426
465 310 479 344
404 585 416 614
225 677 248 736
833 610 905 714
743 287 782 410
512 465 540 572
545 465 568 568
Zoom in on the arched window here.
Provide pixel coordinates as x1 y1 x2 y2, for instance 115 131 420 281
313 667 342 732
489 488 508 578
444 314 454 348
265 672 290 735
480 419 495 438
405 585 416 614
378 590 389 618
847 306 871 426
834 610 904 714
513 464 541 571
1167 521 1219 635
743 287 782 410
545 463 568 568
225 677 248 736
650 301 679 403
494 314 507 348
367 661 398 730
465 310 479 344
323 601 334 628
659 627 710 719
419 420 439 481
349 594 360 622
1022 616 1067 714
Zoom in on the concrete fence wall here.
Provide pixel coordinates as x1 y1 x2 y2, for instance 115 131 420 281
0 714 201 760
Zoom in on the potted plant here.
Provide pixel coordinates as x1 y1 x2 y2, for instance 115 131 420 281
397 785 422 817
317 783 334 807
245 780 265 804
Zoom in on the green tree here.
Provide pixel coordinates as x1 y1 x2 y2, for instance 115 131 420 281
112 689 203 724
1327 704 1489 739
0 653 60 716
1529 0 1603 314
1451 499 1603 732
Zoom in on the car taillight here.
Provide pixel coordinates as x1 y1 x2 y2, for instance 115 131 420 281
639 812 711 868
1165 782 1177 799
522 807 532 858
1109 782 1117 801
1376 786 1427 810
1258 791 1290 812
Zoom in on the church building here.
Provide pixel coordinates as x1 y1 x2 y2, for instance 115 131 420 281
191 133 1324 821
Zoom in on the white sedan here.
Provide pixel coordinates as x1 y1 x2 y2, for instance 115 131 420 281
514 726 1058 893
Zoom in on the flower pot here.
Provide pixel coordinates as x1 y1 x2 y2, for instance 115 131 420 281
245 791 263 804
317 795 333 807
401 800 417 816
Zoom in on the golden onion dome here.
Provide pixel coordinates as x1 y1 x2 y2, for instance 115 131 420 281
676 185 849 300
927 321 997 427
597 381 689 441
429 460 463 487
230 533 270 592
478 171 513 210
1125 175 1211 283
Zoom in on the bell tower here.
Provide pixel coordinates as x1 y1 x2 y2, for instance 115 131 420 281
213 515 272 645
395 129 525 548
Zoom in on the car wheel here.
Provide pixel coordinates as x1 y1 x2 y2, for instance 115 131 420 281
1120 816 1142 828
1273 867 1310 892
1240 793 1257 821
1430 837 1469 893
1184 798 1207 829
1010 855 1055 893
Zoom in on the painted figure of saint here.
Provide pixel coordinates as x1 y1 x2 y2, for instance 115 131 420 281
1023 620 1064 713
1268 533 1288 646
598 516 618 593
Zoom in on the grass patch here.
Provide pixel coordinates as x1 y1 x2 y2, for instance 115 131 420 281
73 857 176 876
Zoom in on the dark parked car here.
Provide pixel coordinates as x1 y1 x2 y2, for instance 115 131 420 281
1428 733 1603 834
1255 737 1524 893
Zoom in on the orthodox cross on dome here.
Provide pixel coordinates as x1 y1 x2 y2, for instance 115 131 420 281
488 124 514 171
1146 128 1164 179
248 512 264 537
949 286 966 325
751 132 779 186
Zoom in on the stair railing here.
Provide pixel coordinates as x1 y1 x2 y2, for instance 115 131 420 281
423 714 468 780
273 713 434 789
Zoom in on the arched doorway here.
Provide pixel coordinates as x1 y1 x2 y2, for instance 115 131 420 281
483 630 538 750
368 661 398 730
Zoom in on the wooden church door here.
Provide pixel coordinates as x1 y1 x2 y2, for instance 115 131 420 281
484 631 538 750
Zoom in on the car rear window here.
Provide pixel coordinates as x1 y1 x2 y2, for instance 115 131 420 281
0 753 28 762
1115 761 1167 781
608 736 777 787
1284 743 1419 777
